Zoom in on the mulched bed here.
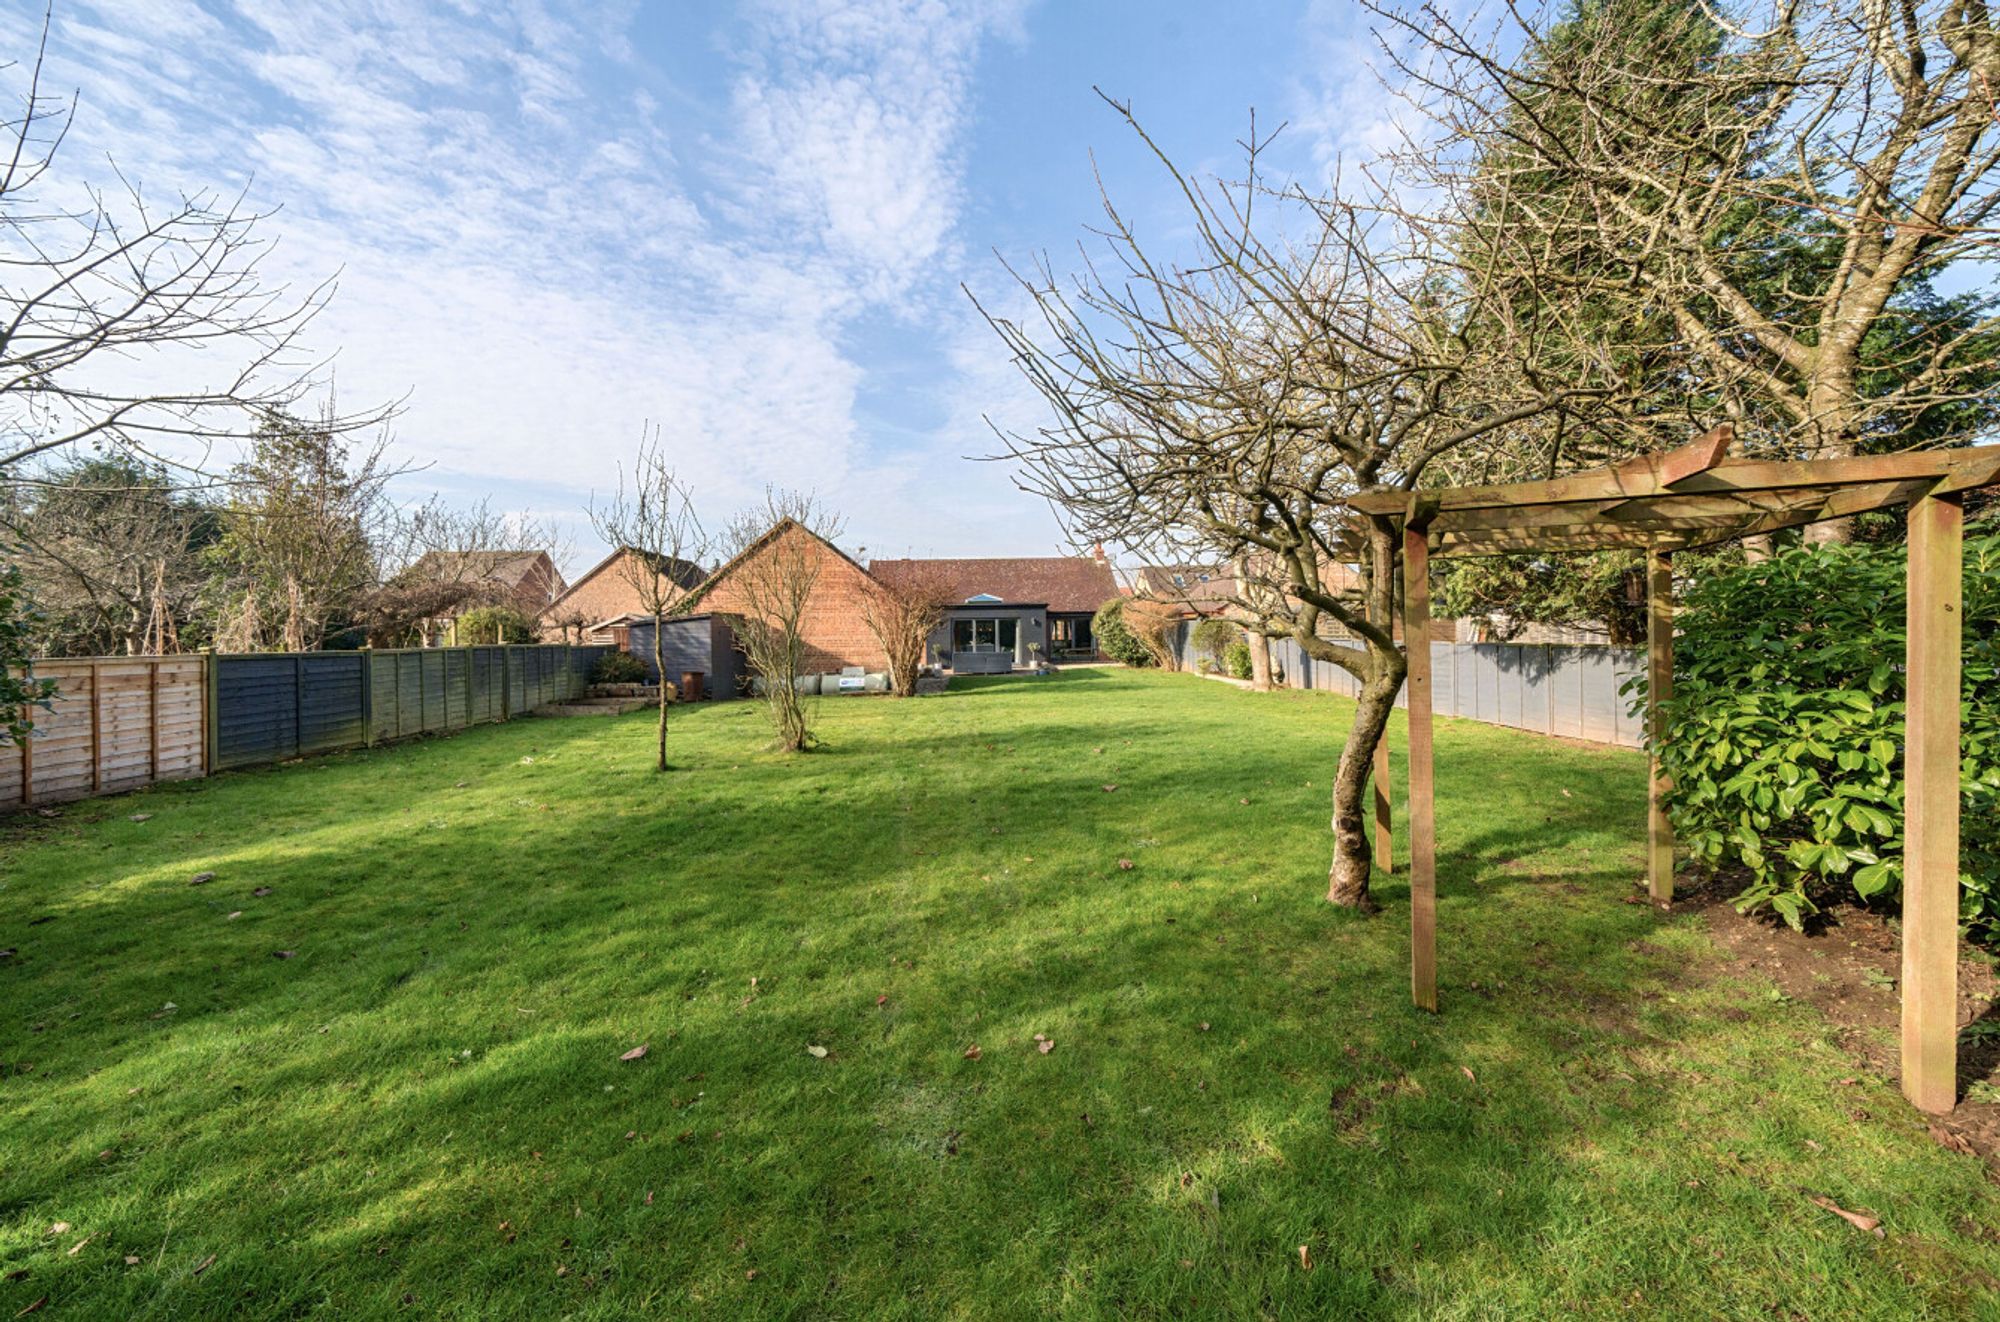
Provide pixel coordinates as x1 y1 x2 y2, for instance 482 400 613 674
1670 872 2000 1172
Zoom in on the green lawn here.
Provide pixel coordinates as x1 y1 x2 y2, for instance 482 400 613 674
2 668 1996 1318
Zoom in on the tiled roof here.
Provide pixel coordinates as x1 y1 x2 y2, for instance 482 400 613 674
869 555 1120 613
404 549 553 590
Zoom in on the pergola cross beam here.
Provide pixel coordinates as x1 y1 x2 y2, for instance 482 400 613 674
1359 427 1996 1116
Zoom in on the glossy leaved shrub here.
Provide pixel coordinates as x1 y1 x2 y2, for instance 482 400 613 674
1643 532 1999 936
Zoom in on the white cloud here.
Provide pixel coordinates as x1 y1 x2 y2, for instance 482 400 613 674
0 0 1060 564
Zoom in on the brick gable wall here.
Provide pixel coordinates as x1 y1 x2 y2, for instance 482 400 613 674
538 549 677 638
698 525 888 672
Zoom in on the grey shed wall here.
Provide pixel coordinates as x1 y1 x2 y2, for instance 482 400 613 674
625 615 743 697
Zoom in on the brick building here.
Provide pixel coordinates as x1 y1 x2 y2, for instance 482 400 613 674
538 548 706 642
693 520 889 671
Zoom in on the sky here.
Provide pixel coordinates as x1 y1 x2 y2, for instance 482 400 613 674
0 0 1402 571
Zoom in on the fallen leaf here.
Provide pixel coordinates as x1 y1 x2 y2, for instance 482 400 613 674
129 813 152 822
1298 1245 1313 1271
225 911 243 921
1117 859 1134 871
192 1252 216 1275
1460 1066 1477 1083
272 950 296 959
806 1044 829 1058
15 1297 46 1317
875 995 888 1007
1807 1194 1884 1236
45 1223 69 1236
188 872 215 886
66 1235 93 1256
745 1269 760 1281
252 887 272 897
620 1044 648 1062
124 1256 140 1266
1239 798 1249 805
1929 1124 1978 1157
963 1044 982 1060
644 1191 653 1206
1101 784 1119 793
1038 1039 1056 1055
1199 1022 1211 1031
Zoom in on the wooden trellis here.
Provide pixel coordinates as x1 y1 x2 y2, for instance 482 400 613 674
1347 426 2000 1115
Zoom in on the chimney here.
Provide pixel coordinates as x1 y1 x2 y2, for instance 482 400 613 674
1091 542 1107 562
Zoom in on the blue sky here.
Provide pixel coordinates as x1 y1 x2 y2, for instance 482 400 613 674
2 0 1397 570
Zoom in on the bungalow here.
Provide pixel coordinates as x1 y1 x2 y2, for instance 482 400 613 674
869 550 1120 673
586 521 1124 682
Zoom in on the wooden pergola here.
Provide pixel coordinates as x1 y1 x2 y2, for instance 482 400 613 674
1347 426 2000 1114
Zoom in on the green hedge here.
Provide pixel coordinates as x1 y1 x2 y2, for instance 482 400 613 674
1093 598 1156 668
1649 533 1999 937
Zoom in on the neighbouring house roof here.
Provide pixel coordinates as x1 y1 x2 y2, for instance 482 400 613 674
394 549 565 620
1132 563 1240 614
869 554 1119 614
540 546 706 621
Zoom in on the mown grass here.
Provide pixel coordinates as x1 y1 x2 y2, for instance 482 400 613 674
1 667 1996 1319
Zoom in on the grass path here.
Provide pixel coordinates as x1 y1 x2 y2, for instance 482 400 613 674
2 668 1996 1318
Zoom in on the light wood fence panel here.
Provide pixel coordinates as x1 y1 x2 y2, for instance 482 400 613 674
3 657 207 807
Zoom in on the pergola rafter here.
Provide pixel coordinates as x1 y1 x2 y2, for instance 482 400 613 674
1349 425 1997 1114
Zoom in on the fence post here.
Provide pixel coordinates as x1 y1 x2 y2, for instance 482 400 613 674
89 661 102 794
463 645 474 728
500 646 512 720
149 658 161 784
204 651 219 774
19 700 33 806
361 652 376 748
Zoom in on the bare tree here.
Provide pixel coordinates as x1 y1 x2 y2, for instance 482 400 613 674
5 453 213 655
976 99 1621 907
719 491 845 753
588 430 707 772
1369 0 2000 540
862 561 955 696
0 22 393 477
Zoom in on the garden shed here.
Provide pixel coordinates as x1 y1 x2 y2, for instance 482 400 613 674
622 613 742 700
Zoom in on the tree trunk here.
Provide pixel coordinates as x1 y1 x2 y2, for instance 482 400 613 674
1249 633 1273 691
1326 653 1405 908
652 618 669 772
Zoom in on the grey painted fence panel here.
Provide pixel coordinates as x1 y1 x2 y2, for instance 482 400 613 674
213 644 607 772
1171 627 1643 749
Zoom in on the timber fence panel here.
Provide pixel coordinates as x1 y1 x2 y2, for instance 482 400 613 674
1213 638 1644 749
6 657 207 806
9 646 605 810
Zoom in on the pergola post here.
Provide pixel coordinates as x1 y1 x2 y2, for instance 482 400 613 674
1404 522 1437 1012
1902 490 1963 1115
1646 548 1675 904
1372 737 1393 875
